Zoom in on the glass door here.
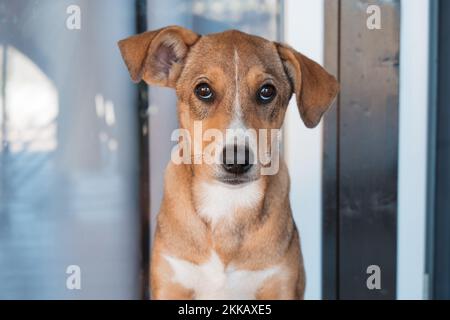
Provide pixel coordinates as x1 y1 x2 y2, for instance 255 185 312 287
0 0 141 299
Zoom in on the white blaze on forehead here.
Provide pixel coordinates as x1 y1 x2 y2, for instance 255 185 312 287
229 48 247 142
233 48 241 118
222 48 258 158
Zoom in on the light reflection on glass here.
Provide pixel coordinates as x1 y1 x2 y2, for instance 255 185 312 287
1 44 4 152
4 46 58 153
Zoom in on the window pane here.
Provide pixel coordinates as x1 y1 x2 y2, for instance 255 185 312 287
0 0 140 299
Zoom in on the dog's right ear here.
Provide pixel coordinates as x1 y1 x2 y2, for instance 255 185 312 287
118 26 200 87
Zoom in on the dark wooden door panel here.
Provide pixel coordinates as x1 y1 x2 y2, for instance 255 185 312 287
324 0 400 299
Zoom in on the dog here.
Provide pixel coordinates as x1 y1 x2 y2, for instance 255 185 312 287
118 26 339 300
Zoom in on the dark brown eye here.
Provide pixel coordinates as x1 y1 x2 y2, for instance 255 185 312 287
257 84 276 103
195 83 214 101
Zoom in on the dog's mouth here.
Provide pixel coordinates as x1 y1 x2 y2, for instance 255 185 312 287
217 175 258 186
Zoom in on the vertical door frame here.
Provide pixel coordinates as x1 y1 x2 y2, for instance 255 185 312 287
430 0 450 300
284 0 325 300
397 0 430 300
135 0 151 300
425 0 438 299
323 0 340 300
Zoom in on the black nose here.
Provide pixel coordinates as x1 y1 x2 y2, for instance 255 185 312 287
221 145 253 175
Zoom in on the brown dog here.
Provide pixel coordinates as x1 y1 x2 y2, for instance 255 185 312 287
118 26 339 300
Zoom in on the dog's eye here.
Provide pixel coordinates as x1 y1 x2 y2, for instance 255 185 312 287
195 83 214 102
257 84 276 104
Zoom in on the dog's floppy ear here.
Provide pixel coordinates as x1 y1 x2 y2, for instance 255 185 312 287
118 26 200 87
276 43 339 128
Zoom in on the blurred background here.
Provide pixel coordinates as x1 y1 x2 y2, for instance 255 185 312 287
0 0 448 300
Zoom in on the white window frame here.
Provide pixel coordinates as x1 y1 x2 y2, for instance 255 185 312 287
283 0 325 300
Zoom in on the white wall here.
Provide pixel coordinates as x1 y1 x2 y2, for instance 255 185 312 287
283 0 324 300
397 0 430 300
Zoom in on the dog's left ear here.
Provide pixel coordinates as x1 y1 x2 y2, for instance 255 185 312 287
276 43 339 128
118 26 200 87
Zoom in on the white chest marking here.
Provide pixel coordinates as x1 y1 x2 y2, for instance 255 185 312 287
194 180 263 227
164 252 280 300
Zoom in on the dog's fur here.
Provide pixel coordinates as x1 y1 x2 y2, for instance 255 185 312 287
118 26 339 300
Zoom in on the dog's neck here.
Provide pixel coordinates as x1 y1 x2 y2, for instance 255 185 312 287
191 173 268 230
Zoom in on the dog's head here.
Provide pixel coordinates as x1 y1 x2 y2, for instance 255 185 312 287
118 26 339 185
